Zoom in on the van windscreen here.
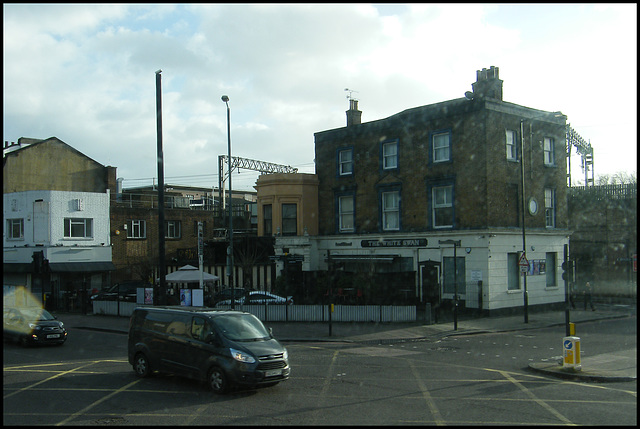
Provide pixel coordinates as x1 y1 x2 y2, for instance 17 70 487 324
212 314 271 341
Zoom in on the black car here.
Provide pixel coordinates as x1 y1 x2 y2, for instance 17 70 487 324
3 307 67 347
91 281 150 302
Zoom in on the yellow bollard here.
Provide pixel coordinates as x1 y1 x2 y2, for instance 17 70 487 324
563 336 581 370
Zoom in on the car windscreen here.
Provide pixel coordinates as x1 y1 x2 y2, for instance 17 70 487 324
212 314 271 341
113 283 142 292
18 308 56 321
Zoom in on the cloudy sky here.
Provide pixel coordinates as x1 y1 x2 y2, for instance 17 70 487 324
3 3 637 191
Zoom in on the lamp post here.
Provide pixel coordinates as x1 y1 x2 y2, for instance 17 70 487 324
222 95 234 309
520 119 528 323
439 239 461 330
519 111 564 324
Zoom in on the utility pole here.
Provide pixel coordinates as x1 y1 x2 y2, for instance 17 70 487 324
156 70 166 305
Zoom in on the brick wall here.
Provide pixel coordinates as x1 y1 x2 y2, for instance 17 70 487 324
569 184 637 288
314 100 567 235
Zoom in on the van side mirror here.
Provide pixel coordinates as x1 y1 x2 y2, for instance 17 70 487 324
206 333 221 346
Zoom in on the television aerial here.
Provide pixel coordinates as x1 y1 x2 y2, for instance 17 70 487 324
344 88 359 101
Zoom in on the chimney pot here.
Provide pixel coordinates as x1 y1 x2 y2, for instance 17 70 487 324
471 66 503 100
346 99 362 126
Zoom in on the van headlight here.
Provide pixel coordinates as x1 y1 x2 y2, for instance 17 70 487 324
230 348 256 363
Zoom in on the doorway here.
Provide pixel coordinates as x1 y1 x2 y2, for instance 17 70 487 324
420 260 440 309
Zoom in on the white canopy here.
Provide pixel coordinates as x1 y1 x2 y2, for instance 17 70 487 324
163 265 219 284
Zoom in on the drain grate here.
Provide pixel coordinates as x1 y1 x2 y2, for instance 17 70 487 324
428 346 459 352
92 417 127 425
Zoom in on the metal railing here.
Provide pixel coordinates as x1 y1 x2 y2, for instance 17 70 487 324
112 193 248 217
569 184 637 200
92 302 417 322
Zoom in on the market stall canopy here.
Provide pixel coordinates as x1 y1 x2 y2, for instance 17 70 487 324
162 265 219 284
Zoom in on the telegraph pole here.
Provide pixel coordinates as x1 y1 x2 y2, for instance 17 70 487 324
156 70 167 305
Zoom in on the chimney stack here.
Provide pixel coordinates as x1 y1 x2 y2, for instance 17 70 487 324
346 99 362 127
471 66 503 100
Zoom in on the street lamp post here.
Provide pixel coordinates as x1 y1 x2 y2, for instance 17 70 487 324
439 239 461 330
222 95 234 310
520 119 528 323
519 111 564 324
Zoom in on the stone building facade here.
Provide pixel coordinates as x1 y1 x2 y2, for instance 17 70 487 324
275 66 571 313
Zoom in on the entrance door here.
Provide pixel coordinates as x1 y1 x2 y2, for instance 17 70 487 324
420 261 440 307
33 200 50 244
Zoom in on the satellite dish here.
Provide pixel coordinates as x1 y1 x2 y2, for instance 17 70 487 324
464 91 474 100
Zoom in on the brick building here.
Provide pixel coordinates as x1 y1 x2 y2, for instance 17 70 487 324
3 137 116 311
109 186 273 299
568 184 637 297
274 66 571 313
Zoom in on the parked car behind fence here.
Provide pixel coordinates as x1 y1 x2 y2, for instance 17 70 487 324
91 281 151 302
216 291 293 306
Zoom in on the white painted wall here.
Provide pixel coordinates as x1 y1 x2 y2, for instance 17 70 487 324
4 190 110 247
275 230 569 311
3 190 111 265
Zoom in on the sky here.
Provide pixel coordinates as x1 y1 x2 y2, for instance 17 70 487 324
3 3 637 192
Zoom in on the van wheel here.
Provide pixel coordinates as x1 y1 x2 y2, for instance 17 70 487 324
133 353 151 378
208 367 228 394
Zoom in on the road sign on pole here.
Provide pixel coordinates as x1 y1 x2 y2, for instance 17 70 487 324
518 253 529 266
519 253 529 274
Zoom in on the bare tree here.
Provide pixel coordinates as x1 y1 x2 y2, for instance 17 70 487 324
595 171 636 185
233 236 273 290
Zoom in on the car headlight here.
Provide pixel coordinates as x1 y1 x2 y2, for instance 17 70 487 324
283 348 289 361
230 348 256 363
59 322 64 329
29 323 41 330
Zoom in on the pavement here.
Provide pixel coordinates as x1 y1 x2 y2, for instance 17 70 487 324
53 301 636 383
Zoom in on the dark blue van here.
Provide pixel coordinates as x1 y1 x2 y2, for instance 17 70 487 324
127 307 289 393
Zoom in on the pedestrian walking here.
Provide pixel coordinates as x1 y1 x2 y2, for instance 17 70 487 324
583 281 596 311
569 282 577 309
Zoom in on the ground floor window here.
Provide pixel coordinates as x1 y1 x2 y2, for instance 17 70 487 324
508 253 521 290
546 252 557 286
443 256 465 295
